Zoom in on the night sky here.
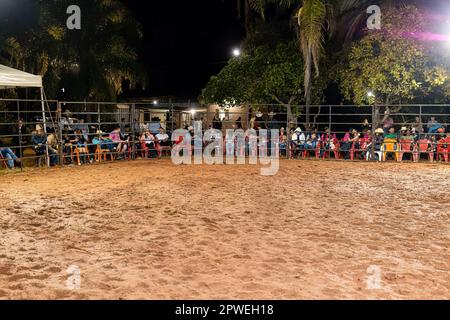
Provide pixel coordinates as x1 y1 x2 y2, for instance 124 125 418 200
122 0 245 100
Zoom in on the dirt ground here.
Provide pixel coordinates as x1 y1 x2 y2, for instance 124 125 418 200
0 159 448 300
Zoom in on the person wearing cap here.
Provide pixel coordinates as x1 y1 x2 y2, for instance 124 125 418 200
291 127 305 157
400 126 408 135
400 127 415 141
365 128 384 159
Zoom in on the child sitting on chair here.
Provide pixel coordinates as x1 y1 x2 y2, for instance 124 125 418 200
384 127 398 140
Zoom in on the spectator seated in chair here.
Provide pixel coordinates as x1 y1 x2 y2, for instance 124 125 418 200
140 129 157 158
398 127 416 161
46 130 60 165
32 125 58 166
321 127 337 157
73 129 90 164
290 127 305 158
365 128 384 161
155 127 170 147
341 129 360 160
62 128 78 164
120 126 133 159
279 127 287 155
437 133 450 162
382 127 400 161
109 126 124 157
155 127 171 158
384 126 398 140
427 117 443 134
0 139 20 169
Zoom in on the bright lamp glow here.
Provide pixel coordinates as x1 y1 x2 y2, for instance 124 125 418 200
153 100 158 105
232 48 241 57
190 109 196 116
367 91 375 98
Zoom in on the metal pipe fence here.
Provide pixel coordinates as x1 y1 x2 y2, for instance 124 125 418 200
0 99 449 171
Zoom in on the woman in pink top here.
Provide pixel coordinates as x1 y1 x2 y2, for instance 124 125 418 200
109 127 124 155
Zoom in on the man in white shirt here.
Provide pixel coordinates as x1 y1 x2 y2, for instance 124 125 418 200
155 127 170 146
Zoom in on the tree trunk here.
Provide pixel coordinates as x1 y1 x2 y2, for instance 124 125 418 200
312 105 322 129
304 47 312 126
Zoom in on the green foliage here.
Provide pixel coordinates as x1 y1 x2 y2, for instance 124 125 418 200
0 0 144 101
339 6 450 105
202 42 324 106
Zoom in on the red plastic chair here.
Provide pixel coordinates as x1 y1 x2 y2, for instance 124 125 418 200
415 139 434 163
350 138 367 161
437 137 450 162
302 141 321 159
140 140 150 158
322 139 340 160
95 144 114 162
398 140 416 162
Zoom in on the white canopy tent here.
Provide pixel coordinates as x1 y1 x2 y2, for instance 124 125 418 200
0 64 43 88
0 64 49 165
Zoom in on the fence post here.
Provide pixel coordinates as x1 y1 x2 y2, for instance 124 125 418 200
131 103 136 160
16 100 23 172
57 102 64 166
419 105 423 139
328 105 332 132
97 103 101 128
170 99 174 133
286 105 290 159
370 104 376 162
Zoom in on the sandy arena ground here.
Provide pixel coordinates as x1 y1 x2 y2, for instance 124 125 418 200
0 159 448 300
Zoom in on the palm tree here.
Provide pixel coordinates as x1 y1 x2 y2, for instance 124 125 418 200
247 0 332 125
0 0 144 100
38 0 145 100
248 0 416 124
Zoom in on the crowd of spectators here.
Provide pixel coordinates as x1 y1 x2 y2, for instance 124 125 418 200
1 116 449 170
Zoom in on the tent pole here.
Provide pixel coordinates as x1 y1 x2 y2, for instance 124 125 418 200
41 87 50 167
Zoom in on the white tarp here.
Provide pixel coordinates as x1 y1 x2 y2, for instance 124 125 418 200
0 64 42 88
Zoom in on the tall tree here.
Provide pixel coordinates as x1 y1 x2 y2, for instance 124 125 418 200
246 0 425 124
338 5 450 125
0 0 144 101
